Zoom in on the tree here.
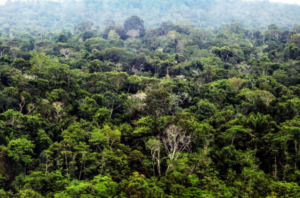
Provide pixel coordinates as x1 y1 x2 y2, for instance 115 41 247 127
53 175 119 197
162 125 192 172
126 92 147 117
124 16 145 37
56 34 68 43
12 58 26 71
35 40 53 52
290 34 300 48
59 48 72 59
84 38 108 51
52 102 66 123
106 71 128 93
16 189 43 198
125 172 149 197
195 99 217 121
103 47 132 63
82 31 94 41
144 88 170 117
129 150 151 177
74 142 91 181
228 77 244 91
91 175 119 197
79 97 99 120
127 75 142 93
221 125 249 146
0 45 10 56
29 52 52 74
93 107 111 126
146 138 162 176
169 93 191 116
239 89 275 107
103 91 126 118
212 46 233 61
90 125 121 149
6 138 35 174
108 30 120 40
74 21 94 33
248 112 273 152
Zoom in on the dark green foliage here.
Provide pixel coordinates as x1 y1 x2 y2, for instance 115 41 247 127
124 16 146 37
56 34 68 43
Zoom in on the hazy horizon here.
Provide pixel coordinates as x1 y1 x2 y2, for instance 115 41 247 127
1 0 300 31
0 0 300 5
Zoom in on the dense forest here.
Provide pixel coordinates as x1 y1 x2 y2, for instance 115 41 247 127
2 6 300 197
1 0 300 32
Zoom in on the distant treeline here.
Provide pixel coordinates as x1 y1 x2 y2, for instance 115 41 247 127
0 0 300 33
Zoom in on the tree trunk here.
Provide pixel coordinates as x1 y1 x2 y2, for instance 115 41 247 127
79 163 83 181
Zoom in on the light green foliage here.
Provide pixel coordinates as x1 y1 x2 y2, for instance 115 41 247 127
16 189 43 198
108 30 121 40
6 138 34 164
79 97 99 120
127 75 142 92
84 38 108 51
125 172 149 197
90 125 121 149
54 175 118 198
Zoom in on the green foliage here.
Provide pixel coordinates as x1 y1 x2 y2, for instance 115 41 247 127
6 138 34 164
145 88 170 117
53 175 119 198
1 15 300 197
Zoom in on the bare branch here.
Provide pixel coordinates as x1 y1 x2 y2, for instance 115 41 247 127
161 125 191 172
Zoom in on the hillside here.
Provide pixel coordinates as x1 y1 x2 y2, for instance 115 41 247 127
1 15 300 196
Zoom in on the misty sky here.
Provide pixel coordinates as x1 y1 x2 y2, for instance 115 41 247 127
0 0 300 5
271 0 300 3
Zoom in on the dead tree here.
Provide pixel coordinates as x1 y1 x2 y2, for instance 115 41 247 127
161 125 191 172
60 48 72 59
